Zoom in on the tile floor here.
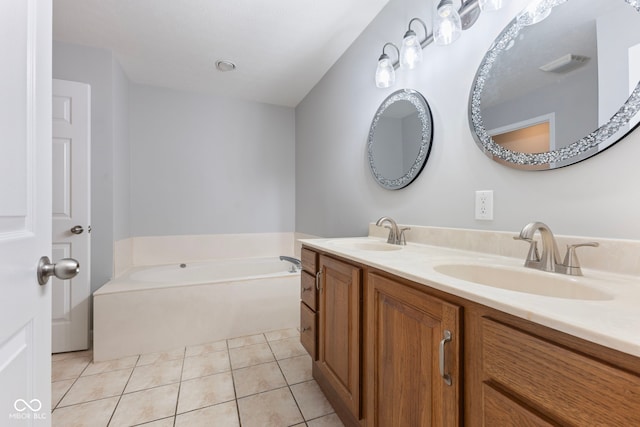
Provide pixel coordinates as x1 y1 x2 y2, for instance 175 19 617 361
51 328 344 427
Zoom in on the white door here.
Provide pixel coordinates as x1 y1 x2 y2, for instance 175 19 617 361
0 0 53 425
52 80 91 353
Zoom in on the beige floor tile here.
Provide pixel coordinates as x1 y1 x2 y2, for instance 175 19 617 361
182 351 230 380
228 333 266 348
137 347 185 366
109 383 179 427
52 379 75 409
58 368 132 407
278 354 313 385
291 380 334 420
175 401 239 427
185 340 227 357
233 361 287 398
264 328 300 342
52 356 92 381
52 349 93 363
291 424 308 427
307 413 344 427
269 337 307 360
229 343 275 369
125 359 183 393
138 416 175 426
81 355 138 376
238 387 303 427
177 371 235 413
51 396 118 427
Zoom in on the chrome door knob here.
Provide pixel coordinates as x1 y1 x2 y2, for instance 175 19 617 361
37 256 80 286
70 225 84 234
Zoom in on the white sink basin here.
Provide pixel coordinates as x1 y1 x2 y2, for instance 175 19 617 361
434 263 613 301
329 239 403 252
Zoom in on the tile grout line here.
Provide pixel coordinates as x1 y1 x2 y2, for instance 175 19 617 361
172 346 187 427
267 336 307 425
106 354 139 427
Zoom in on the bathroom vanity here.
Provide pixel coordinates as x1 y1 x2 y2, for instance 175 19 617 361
299 229 640 426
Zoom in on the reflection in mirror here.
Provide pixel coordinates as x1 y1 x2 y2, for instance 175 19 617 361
469 0 640 170
368 89 433 189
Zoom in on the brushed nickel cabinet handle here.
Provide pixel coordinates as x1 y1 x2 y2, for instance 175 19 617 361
439 330 452 386
302 286 312 292
315 271 322 291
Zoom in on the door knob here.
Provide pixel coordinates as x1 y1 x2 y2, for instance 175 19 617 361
37 256 80 286
70 225 84 234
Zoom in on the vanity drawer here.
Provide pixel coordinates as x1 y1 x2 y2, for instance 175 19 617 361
482 318 640 425
482 383 554 427
301 248 318 274
300 302 317 359
300 271 317 310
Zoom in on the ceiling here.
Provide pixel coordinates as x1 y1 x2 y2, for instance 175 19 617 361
53 0 389 107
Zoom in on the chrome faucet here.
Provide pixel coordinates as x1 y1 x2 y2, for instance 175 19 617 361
515 221 599 276
375 216 410 245
279 256 301 272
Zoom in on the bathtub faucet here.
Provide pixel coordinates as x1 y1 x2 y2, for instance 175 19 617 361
279 256 302 273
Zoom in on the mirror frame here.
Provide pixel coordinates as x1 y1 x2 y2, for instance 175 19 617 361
368 89 434 189
469 0 640 170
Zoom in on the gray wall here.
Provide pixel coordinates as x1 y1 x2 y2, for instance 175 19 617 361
113 60 131 241
295 0 640 240
129 84 296 236
53 42 130 293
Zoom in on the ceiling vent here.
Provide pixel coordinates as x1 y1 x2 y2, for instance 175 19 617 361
539 54 590 74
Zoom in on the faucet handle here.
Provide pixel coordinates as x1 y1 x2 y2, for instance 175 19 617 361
398 227 411 245
513 236 540 264
561 242 599 276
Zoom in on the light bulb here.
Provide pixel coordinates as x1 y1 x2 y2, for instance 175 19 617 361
400 31 423 70
434 1 462 46
479 0 504 12
375 56 395 88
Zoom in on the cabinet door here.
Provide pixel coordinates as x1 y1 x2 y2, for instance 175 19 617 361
366 273 461 427
317 255 362 420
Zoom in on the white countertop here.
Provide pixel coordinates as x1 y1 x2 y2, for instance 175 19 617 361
300 236 640 358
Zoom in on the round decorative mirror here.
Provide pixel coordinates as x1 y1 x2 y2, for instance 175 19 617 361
368 89 433 189
469 0 640 170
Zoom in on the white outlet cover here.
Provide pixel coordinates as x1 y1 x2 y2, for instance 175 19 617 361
475 190 494 220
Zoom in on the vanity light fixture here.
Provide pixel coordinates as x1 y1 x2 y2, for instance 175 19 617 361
374 0 507 87
375 43 400 88
434 0 462 46
400 18 429 69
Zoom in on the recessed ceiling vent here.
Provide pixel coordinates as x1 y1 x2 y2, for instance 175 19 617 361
215 60 236 72
539 54 590 74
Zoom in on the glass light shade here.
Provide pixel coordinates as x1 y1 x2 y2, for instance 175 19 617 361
375 57 396 88
400 33 423 69
479 0 504 12
434 3 462 45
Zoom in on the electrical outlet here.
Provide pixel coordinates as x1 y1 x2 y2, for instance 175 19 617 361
475 190 494 220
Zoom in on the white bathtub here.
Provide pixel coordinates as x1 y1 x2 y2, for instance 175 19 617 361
93 257 300 361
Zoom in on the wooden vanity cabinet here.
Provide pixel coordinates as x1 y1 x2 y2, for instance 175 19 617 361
365 272 461 426
475 316 640 426
300 245 640 427
300 248 318 359
316 254 363 424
